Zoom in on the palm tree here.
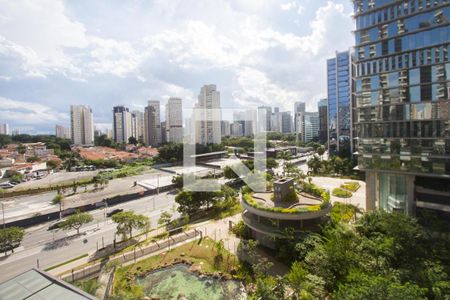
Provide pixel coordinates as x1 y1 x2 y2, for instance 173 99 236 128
52 193 64 220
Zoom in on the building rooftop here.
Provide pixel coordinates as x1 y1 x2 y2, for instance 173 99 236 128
0 268 97 300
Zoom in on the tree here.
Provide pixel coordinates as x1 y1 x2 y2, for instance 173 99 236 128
16 144 26 155
317 146 325 159
112 211 150 239
157 211 172 227
286 261 309 296
26 156 40 163
0 134 12 147
52 193 64 220
60 211 93 234
0 227 25 255
46 160 60 170
128 136 138 145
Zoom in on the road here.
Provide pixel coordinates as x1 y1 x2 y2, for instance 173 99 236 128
1 168 176 223
0 190 178 282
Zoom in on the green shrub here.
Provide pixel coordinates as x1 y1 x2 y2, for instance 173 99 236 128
332 187 352 198
282 189 298 202
231 220 251 239
331 202 357 223
340 182 360 192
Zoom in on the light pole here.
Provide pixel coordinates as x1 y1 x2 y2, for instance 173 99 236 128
1 202 5 229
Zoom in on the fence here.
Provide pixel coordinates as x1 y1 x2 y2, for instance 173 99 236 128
61 229 198 283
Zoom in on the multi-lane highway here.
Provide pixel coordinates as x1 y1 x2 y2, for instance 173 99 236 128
0 190 178 282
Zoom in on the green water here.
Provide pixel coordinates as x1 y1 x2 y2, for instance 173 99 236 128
136 264 244 300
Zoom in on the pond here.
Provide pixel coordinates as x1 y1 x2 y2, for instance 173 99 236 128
136 263 245 300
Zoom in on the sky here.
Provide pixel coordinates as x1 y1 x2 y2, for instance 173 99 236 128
0 0 354 134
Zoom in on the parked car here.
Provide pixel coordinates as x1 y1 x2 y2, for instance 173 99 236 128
0 182 15 189
48 221 64 230
106 208 123 217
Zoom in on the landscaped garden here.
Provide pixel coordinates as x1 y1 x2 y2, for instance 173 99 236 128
111 237 245 299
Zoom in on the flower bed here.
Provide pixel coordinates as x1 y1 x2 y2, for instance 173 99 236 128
340 182 360 192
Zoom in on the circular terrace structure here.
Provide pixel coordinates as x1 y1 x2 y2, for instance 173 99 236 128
241 178 332 248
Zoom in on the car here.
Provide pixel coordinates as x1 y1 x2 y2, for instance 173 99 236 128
106 208 123 217
48 221 64 230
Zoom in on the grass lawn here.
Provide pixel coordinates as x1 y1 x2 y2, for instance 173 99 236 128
112 237 240 298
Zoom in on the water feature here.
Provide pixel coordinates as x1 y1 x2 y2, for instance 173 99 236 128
136 263 245 300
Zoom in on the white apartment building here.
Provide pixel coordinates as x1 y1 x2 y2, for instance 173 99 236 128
131 110 144 142
194 85 221 145
257 106 272 133
294 101 306 139
55 125 71 139
0 123 9 135
113 106 132 143
271 107 282 133
166 97 183 143
70 105 94 146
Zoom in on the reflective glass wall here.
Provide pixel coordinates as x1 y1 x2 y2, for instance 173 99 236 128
353 0 450 176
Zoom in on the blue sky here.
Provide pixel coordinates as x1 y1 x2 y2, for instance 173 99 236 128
0 0 354 134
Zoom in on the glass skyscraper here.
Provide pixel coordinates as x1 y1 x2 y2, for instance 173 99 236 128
327 51 352 157
353 0 449 218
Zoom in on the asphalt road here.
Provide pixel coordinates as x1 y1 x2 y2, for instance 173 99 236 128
0 190 178 282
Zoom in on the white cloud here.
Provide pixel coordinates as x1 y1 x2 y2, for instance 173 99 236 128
0 96 69 125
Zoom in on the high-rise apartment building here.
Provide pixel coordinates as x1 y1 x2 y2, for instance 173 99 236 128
318 98 328 144
55 125 71 139
231 122 244 137
271 107 282 132
221 120 230 137
131 110 144 142
281 111 292 133
302 112 320 143
70 105 94 146
166 97 183 143
113 106 133 143
143 101 161 147
294 101 306 138
194 85 221 145
0 123 9 135
353 0 450 216
327 50 352 157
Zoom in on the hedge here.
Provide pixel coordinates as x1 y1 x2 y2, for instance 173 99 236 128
340 182 360 192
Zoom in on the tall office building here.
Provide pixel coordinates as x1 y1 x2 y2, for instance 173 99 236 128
131 110 144 142
166 98 183 143
194 84 221 145
0 123 9 135
160 121 167 144
70 105 94 146
318 98 328 144
327 50 352 157
144 101 161 147
113 106 133 143
271 107 282 132
294 101 306 137
302 112 320 143
353 0 450 216
257 106 272 132
55 125 71 139
281 111 292 133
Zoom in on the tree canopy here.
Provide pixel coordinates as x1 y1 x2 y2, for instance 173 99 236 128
112 211 150 239
60 211 93 234
0 227 25 254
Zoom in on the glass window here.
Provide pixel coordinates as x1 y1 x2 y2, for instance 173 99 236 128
371 75 380 90
410 86 421 102
446 63 450 80
409 68 420 85
371 91 380 105
388 72 399 87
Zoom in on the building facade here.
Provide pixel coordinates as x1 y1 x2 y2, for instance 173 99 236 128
0 123 9 135
194 84 221 145
257 106 272 133
70 105 94 146
131 110 144 142
327 51 352 157
55 125 71 139
318 98 328 144
294 101 306 139
281 111 292 133
113 106 132 143
353 0 450 217
231 122 244 137
303 112 320 143
143 101 161 147
221 120 230 137
166 97 183 143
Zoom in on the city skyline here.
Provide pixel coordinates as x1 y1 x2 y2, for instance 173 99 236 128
0 0 354 134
